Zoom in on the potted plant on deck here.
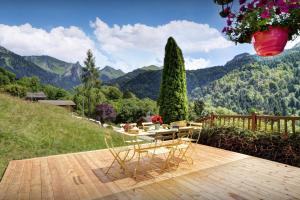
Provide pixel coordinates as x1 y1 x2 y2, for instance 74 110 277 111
222 0 300 56
151 115 163 130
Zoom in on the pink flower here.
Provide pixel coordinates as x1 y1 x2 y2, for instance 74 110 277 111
247 2 254 10
261 9 270 18
267 1 274 9
257 0 268 7
280 6 289 13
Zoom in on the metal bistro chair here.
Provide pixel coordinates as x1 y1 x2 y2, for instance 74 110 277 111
146 129 178 170
104 132 133 176
175 127 194 165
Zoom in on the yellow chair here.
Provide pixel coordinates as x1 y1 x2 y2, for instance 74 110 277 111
170 120 187 128
132 130 177 178
104 133 133 176
146 130 177 169
175 127 194 165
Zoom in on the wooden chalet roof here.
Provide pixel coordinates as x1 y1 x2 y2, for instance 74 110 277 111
26 92 47 98
38 100 76 106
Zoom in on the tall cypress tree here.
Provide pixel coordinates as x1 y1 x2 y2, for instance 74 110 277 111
158 37 188 123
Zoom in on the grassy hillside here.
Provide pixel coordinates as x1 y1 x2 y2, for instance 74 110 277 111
0 93 123 179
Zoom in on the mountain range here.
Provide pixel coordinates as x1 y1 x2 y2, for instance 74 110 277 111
0 46 125 90
0 43 299 110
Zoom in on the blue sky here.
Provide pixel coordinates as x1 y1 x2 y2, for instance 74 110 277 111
0 0 289 72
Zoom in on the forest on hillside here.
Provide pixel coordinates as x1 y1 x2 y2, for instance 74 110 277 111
191 48 300 116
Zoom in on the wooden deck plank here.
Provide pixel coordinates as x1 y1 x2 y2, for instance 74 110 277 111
47 157 68 200
2 161 25 200
40 158 54 200
18 160 32 200
29 159 42 200
66 154 104 199
0 161 18 200
1 144 300 200
54 156 81 200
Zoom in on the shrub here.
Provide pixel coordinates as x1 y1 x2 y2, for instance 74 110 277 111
198 126 300 167
4 84 27 97
111 98 158 123
95 103 116 125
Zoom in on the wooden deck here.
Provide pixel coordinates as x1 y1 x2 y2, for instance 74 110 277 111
0 144 300 200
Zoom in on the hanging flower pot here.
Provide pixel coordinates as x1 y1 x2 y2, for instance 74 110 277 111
220 0 300 57
253 26 288 57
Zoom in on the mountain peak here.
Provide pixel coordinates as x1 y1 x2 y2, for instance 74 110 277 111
140 65 161 71
232 53 251 60
0 46 11 54
100 66 125 82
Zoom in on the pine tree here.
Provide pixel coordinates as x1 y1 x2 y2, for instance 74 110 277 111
81 50 100 116
158 37 188 123
81 50 100 89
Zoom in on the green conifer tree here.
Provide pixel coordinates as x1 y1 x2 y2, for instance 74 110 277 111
81 50 100 116
158 37 188 123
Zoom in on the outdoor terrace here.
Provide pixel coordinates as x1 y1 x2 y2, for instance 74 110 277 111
0 144 300 200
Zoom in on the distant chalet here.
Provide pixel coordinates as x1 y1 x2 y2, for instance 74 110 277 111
38 100 76 111
26 92 47 101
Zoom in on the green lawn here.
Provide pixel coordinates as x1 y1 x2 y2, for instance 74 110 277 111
0 93 123 179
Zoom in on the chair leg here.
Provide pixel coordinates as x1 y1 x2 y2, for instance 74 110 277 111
106 158 116 174
134 153 141 179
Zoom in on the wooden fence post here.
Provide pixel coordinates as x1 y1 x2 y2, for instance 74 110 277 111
251 112 257 132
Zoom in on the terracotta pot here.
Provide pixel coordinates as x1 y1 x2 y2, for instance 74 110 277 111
253 26 288 57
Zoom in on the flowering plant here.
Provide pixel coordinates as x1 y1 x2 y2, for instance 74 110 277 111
222 0 300 43
151 115 163 124
122 123 132 132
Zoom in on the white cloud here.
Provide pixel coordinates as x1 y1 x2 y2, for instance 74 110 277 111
0 19 233 72
185 57 211 70
285 36 300 49
91 18 232 72
0 23 108 66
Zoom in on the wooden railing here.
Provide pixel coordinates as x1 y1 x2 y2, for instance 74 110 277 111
197 113 300 134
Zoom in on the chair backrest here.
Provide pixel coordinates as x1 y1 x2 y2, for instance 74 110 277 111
188 122 203 128
170 120 187 128
178 127 194 139
154 130 176 142
104 132 118 157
